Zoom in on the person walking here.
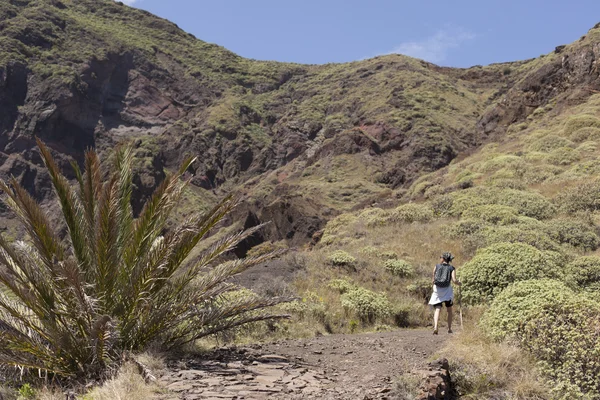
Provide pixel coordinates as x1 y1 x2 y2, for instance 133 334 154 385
428 252 461 335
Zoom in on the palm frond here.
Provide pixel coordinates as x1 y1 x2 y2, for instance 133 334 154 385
0 139 287 383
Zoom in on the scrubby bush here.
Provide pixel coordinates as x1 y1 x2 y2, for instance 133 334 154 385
328 278 357 295
460 243 563 303
383 259 414 277
391 304 411 327
565 256 600 292
462 204 519 225
423 184 444 199
450 187 555 219
481 279 575 340
496 189 555 219
389 203 434 223
570 126 600 142
340 287 392 323
407 279 433 303
523 164 562 184
359 207 391 227
480 226 560 251
555 179 600 213
546 219 599 250
484 178 526 190
327 250 357 268
246 240 288 257
359 246 379 256
547 147 580 165
478 155 526 174
482 280 600 398
527 135 574 152
520 298 600 398
576 140 598 153
320 213 358 245
430 194 454 216
444 219 485 239
563 114 600 137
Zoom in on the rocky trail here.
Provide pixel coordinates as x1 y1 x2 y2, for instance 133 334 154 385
158 328 452 400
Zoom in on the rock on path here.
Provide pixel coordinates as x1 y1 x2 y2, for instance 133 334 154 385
159 328 449 400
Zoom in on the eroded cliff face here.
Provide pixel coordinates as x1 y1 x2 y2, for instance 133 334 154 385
1 0 599 247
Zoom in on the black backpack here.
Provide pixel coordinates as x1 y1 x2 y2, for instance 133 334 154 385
434 263 453 287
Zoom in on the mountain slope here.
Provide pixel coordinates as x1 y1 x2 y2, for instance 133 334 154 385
1 0 599 248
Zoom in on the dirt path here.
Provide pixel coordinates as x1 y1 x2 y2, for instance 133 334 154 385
159 328 450 400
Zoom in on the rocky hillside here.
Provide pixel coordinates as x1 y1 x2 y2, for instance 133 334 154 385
1 0 600 249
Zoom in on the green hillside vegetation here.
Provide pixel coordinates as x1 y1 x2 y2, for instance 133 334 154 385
278 47 600 398
2 0 600 398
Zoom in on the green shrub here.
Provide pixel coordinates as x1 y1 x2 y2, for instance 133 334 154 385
496 189 555 219
462 204 519 225
383 259 414 277
527 135 574 152
483 279 600 398
460 243 563 303
521 298 600 398
328 278 357 294
423 184 444 199
359 246 379 256
569 159 600 176
478 155 526 174
407 279 433 303
484 178 526 190
391 304 411 327
389 203 434 223
430 195 454 216
563 114 600 137
327 250 357 268
565 256 600 292
570 126 600 142
444 219 486 239
18 383 36 399
481 279 575 340
359 207 391 227
546 219 599 250
450 187 555 219
555 179 600 213
480 226 560 251
547 147 580 165
340 287 392 323
523 164 562 184
320 213 358 245
575 140 598 153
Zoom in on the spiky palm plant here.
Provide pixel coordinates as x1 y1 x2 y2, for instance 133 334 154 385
0 139 288 381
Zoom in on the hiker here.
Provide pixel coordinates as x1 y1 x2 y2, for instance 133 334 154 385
429 252 461 335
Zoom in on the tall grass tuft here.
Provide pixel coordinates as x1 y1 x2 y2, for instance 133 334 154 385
0 139 289 382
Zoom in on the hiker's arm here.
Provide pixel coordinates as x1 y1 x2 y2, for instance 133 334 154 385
452 270 461 286
432 265 436 284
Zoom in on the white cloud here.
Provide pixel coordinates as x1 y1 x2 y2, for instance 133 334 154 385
388 27 475 64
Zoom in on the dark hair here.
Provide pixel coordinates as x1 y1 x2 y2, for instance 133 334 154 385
441 252 454 262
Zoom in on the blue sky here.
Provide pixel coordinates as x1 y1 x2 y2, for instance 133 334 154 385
121 0 600 67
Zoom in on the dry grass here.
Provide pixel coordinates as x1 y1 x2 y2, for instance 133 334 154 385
4 354 168 400
439 321 551 400
80 362 165 400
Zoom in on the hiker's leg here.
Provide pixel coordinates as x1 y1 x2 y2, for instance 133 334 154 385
433 307 441 331
447 306 453 332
